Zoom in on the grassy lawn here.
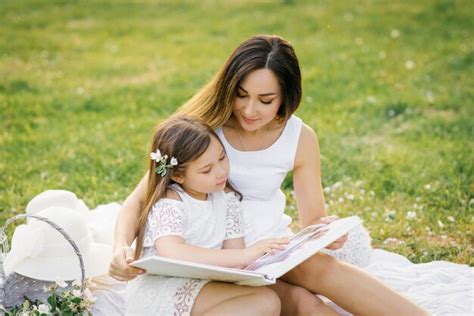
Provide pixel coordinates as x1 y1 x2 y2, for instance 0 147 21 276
1 0 473 265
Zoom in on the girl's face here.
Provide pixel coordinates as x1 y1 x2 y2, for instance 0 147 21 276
175 136 229 200
233 68 282 132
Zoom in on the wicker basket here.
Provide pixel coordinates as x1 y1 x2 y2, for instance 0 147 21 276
0 214 86 308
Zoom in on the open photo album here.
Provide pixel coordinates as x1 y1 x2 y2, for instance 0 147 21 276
132 216 361 286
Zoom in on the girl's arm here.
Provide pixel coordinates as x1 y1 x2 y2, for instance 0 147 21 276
223 237 246 249
157 236 288 268
109 172 148 281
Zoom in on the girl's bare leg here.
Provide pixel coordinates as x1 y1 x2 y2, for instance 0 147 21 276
269 280 339 316
191 282 280 316
282 253 429 316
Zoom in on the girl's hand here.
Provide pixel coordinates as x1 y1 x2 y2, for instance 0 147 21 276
244 237 289 265
320 216 348 250
109 246 146 282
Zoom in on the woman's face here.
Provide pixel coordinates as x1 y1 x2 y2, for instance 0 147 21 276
233 68 282 132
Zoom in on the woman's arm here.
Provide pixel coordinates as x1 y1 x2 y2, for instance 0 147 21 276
293 124 347 250
293 124 327 227
109 172 148 281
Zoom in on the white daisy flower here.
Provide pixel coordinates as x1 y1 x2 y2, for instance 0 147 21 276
405 60 415 70
406 211 417 220
73 289 82 297
390 29 401 38
150 149 162 162
170 157 178 166
83 288 97 302
38 304 50 313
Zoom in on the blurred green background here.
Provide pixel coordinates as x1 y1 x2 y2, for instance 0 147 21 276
1 0 473 264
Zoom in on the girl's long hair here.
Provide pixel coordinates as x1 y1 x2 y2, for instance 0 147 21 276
135 115 239 258
177 34 302 129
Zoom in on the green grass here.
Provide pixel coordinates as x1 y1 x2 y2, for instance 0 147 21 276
1 0 473 265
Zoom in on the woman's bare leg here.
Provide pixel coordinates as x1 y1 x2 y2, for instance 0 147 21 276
191 282 280 316
282 253 429 316
269 280 339 316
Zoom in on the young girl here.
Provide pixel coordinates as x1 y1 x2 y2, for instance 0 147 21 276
126 116 284 316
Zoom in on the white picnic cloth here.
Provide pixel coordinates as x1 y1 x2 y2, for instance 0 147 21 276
89 202 474 315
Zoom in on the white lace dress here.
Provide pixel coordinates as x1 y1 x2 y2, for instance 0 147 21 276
126 185 245 316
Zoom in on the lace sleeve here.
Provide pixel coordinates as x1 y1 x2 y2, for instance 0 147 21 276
224 192 245 240
143 200 185 247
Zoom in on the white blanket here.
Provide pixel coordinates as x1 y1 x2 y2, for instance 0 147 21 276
28 197 471 316
327 249 474 315
365 249 473 315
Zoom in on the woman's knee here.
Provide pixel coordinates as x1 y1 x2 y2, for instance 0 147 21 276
289 253 340 283
288 286 326 315
254 287 281 315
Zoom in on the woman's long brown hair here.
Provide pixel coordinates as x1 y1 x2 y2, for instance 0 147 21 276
135 115 240 259
177 34 302 129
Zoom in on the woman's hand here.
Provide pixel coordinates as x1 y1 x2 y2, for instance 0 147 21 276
243 237 289 265
109 246 145 282
320 215 348 250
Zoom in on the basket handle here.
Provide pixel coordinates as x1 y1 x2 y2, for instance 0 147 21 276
0 214 85 292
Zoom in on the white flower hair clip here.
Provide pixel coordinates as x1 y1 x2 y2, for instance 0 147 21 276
150 149 178 177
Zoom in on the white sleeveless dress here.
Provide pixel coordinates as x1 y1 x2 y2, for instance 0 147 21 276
216 115 373 267
126 185 245 316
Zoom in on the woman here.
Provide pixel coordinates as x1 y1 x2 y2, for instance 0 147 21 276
110 35 427 315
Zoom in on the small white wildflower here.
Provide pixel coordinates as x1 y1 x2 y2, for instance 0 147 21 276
441 235 447 240
367 96 377 105
55 279 68 288
332 181 343 189
38 304 50 313
423 251 429 256
391 29 401 38
405 60 415 70
424 184 432 190
406 211 417 220
150 149 162 162
346 194 355 201
388 109 396 117
447 216 455 222
425 91 435 104
170 157 178 166
437 220 445 228
338 197 344 203
323 187 331 194
163 154 168 160
371 212 377 218
82 288 97 303
73 289 82 297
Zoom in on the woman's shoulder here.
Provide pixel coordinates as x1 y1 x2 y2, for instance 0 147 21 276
293 121 320 169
